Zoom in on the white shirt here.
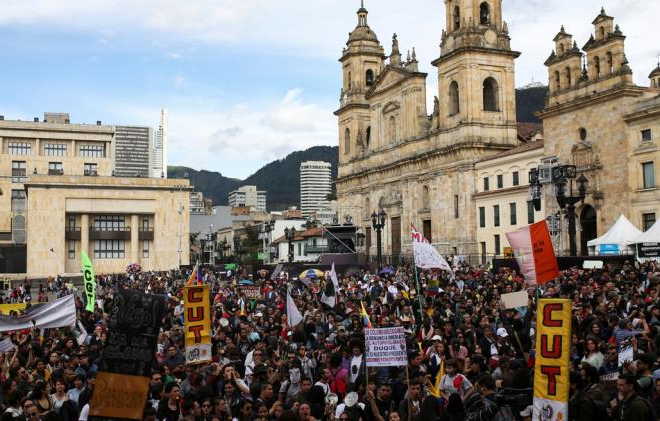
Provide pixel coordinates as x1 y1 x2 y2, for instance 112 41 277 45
349 354 363 383
78 404 89 421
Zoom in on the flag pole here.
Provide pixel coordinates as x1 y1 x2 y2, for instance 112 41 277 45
412 246 424 323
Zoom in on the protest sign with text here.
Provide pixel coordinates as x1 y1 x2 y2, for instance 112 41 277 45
184 284 212 364
365 327 407 367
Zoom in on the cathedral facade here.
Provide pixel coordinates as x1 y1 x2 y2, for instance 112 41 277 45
335 0 522 259
538 9 660 255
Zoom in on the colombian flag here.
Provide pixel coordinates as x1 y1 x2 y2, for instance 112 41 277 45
187 263 203 286
360 301 372 328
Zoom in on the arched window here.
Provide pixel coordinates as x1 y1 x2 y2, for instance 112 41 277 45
483 77 499 111
555 71 561 90
453 6 461 30
594 56 601 77
344 128 351 155
565 66 572 87
606 52 613 73
366 69 375 86
599 27 605 39
480 2 490 25
422 185 430 209
389 116 396 141
365 126 371 147
449 81 460 116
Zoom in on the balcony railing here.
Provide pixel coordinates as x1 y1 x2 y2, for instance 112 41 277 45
48 169 64 176
84 170 98 176
65 226 81 240
305 246 329 254
89 226 131 240
138 229 154 241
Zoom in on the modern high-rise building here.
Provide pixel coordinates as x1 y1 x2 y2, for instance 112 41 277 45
228 185 267 212
300 161 332 218
151 109 168 178
114 126 151 177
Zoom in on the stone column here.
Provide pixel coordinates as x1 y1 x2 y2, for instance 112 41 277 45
81 214 89 258
131 215 139 263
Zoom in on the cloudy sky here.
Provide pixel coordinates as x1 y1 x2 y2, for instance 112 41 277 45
0 0 658 179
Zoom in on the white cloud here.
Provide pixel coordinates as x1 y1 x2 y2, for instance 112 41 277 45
1 0 658 86
113 89 335 178
2 0 659 177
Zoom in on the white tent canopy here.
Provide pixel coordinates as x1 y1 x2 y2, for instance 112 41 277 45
633 220 660 244
587 214 642 255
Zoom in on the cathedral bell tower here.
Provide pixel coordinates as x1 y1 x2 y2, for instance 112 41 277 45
432 0 519 145
335 1 385 170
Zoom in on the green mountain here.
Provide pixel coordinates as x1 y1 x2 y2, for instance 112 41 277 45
168 145 339 211
170 86 548 210
516 85 548 123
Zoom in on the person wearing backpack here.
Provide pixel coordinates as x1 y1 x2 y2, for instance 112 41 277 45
613 373 654 421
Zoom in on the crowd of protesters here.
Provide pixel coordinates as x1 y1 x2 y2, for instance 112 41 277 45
0 258 659 421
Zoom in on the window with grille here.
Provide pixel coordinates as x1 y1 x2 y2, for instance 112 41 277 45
11 161 26 182
84 163 98 176
93 215 126 231
142 216 150 231
68 241 76 260
8 142 31 155
79 144 105 157
48 162 63 175
11 190 26 212
44 143 67 156
643 213 656 231
143 240 150 258
94 240 125 259
642 129 652 142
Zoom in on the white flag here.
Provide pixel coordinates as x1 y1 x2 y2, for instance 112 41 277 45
330 262 340 291
286 290 303 327
412 241 453 272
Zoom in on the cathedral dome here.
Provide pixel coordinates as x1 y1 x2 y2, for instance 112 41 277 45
348 25 379 43
346 1 379 44
650 64 660 79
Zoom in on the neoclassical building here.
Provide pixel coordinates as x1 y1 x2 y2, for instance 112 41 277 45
538 8 660 255
335 0 523 259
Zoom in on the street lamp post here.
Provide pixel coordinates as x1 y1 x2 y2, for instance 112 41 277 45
262 221 275 264
371 209 387 269
530 165 588 257
284 227 296 263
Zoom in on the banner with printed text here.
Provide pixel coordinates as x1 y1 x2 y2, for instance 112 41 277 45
365 327 407 367
81 251 96 312
184 284 212 364
240 286 262 300
507 220 559 286
533 299 571 421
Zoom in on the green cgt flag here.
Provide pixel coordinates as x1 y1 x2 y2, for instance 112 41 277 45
81 251 96 312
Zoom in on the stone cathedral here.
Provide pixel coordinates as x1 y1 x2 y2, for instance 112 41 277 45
335 0 522 259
